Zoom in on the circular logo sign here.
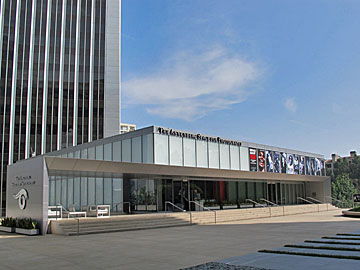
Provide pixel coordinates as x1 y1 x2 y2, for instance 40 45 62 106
13 189 29 210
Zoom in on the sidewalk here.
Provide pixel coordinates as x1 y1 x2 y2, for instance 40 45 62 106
0 209 359 270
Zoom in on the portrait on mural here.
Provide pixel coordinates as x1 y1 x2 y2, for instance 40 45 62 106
293 155 299 175
281 153 287 173
258 150 265 172
286 154 295 174
305 157 311 175
299 156 305 175
266 151 274 173
273 152 281 173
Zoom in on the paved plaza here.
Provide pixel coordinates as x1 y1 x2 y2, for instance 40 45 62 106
0 209 359 270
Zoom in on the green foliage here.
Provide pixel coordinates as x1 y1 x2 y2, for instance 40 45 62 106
332 155 360 181
1 217 16 227
349 207 360 212
331 174 357 208
16 218 37 230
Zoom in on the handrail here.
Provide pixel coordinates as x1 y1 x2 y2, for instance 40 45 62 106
113 202 131 214
306 197 323 204
260 198 278 206
325 196 347 207
246 199 266 207
297 197 315 204
165 201 186 212
190 201 216 224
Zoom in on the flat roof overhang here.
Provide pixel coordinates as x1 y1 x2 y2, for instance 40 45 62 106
44 157 328 183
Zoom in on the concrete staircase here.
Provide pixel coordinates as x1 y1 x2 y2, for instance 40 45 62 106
50 212 191 236
49 203 339 236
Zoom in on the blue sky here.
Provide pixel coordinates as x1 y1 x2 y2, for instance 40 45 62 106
121 0 360 159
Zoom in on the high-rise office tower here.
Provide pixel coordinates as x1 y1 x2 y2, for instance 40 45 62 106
0 0 121 214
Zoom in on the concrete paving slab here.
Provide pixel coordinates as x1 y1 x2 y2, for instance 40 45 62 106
0 210 360 270
219 252 360 270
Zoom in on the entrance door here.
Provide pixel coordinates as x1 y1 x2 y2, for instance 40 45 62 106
173 180 189 211
267 183 276 204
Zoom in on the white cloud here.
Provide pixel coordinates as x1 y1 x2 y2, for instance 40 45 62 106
123 46 262 121
284 97 298 113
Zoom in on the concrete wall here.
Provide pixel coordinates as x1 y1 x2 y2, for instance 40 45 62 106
6 157 48 234
305 177 331 202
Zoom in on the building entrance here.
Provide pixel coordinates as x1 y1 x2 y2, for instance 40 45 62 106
173 180 189 211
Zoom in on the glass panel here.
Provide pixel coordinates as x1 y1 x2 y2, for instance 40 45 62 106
88 177 96 206
61 178 67 207
196 140 208 168
240 147 249 171
74 150 80 158
74 177 81 210
132 136 142 163
67 177 74 209
247 182 255 200
208 142 219 169
81 177 88 208
183 138 196 167
113 141 121 161
220 144 230 169
80 148 88 159
55 177 61 205
49 177 56 206
113 178 123 212
96 145 104 160
88 147 95 160
256 182 264 201
96 178 104 205
122 139 131 162
230 145 240 170
142 134 154 164
154 134 169 165
104 178 112 205
104 143 112 161
169 136 183 166
238 182 246 202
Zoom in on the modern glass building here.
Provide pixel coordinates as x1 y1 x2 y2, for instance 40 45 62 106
6 126 331 233
0 0 121 215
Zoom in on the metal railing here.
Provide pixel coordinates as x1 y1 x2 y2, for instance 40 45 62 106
190 201 217 224
113 202 131 214
246 199 266 208
165 201 186 212
306 197 323 204
260 198 278 207
297 197 315 204
325 196 347 208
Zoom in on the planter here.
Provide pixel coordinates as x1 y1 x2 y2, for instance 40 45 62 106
15 228 39 236
0 226 15 233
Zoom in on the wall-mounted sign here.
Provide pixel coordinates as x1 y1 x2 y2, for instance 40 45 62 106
13 188 28 210
249 148 257 172
156 127 242 147
258 150 265 172
354 194 360 203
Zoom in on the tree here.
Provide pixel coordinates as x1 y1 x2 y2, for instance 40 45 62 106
331 174 357 208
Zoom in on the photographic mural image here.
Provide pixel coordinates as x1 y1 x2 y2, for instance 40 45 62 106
315 158 321 176
299 156 305 175
266 151 274 172
273 152 281 173
249 148 258 172
286 154 295 174
281 153 287 173
311 158 316 175
293 155 299 175
305 157 311 175
258 150 265 172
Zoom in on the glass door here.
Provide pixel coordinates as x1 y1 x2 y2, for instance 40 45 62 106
173 180 189 211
